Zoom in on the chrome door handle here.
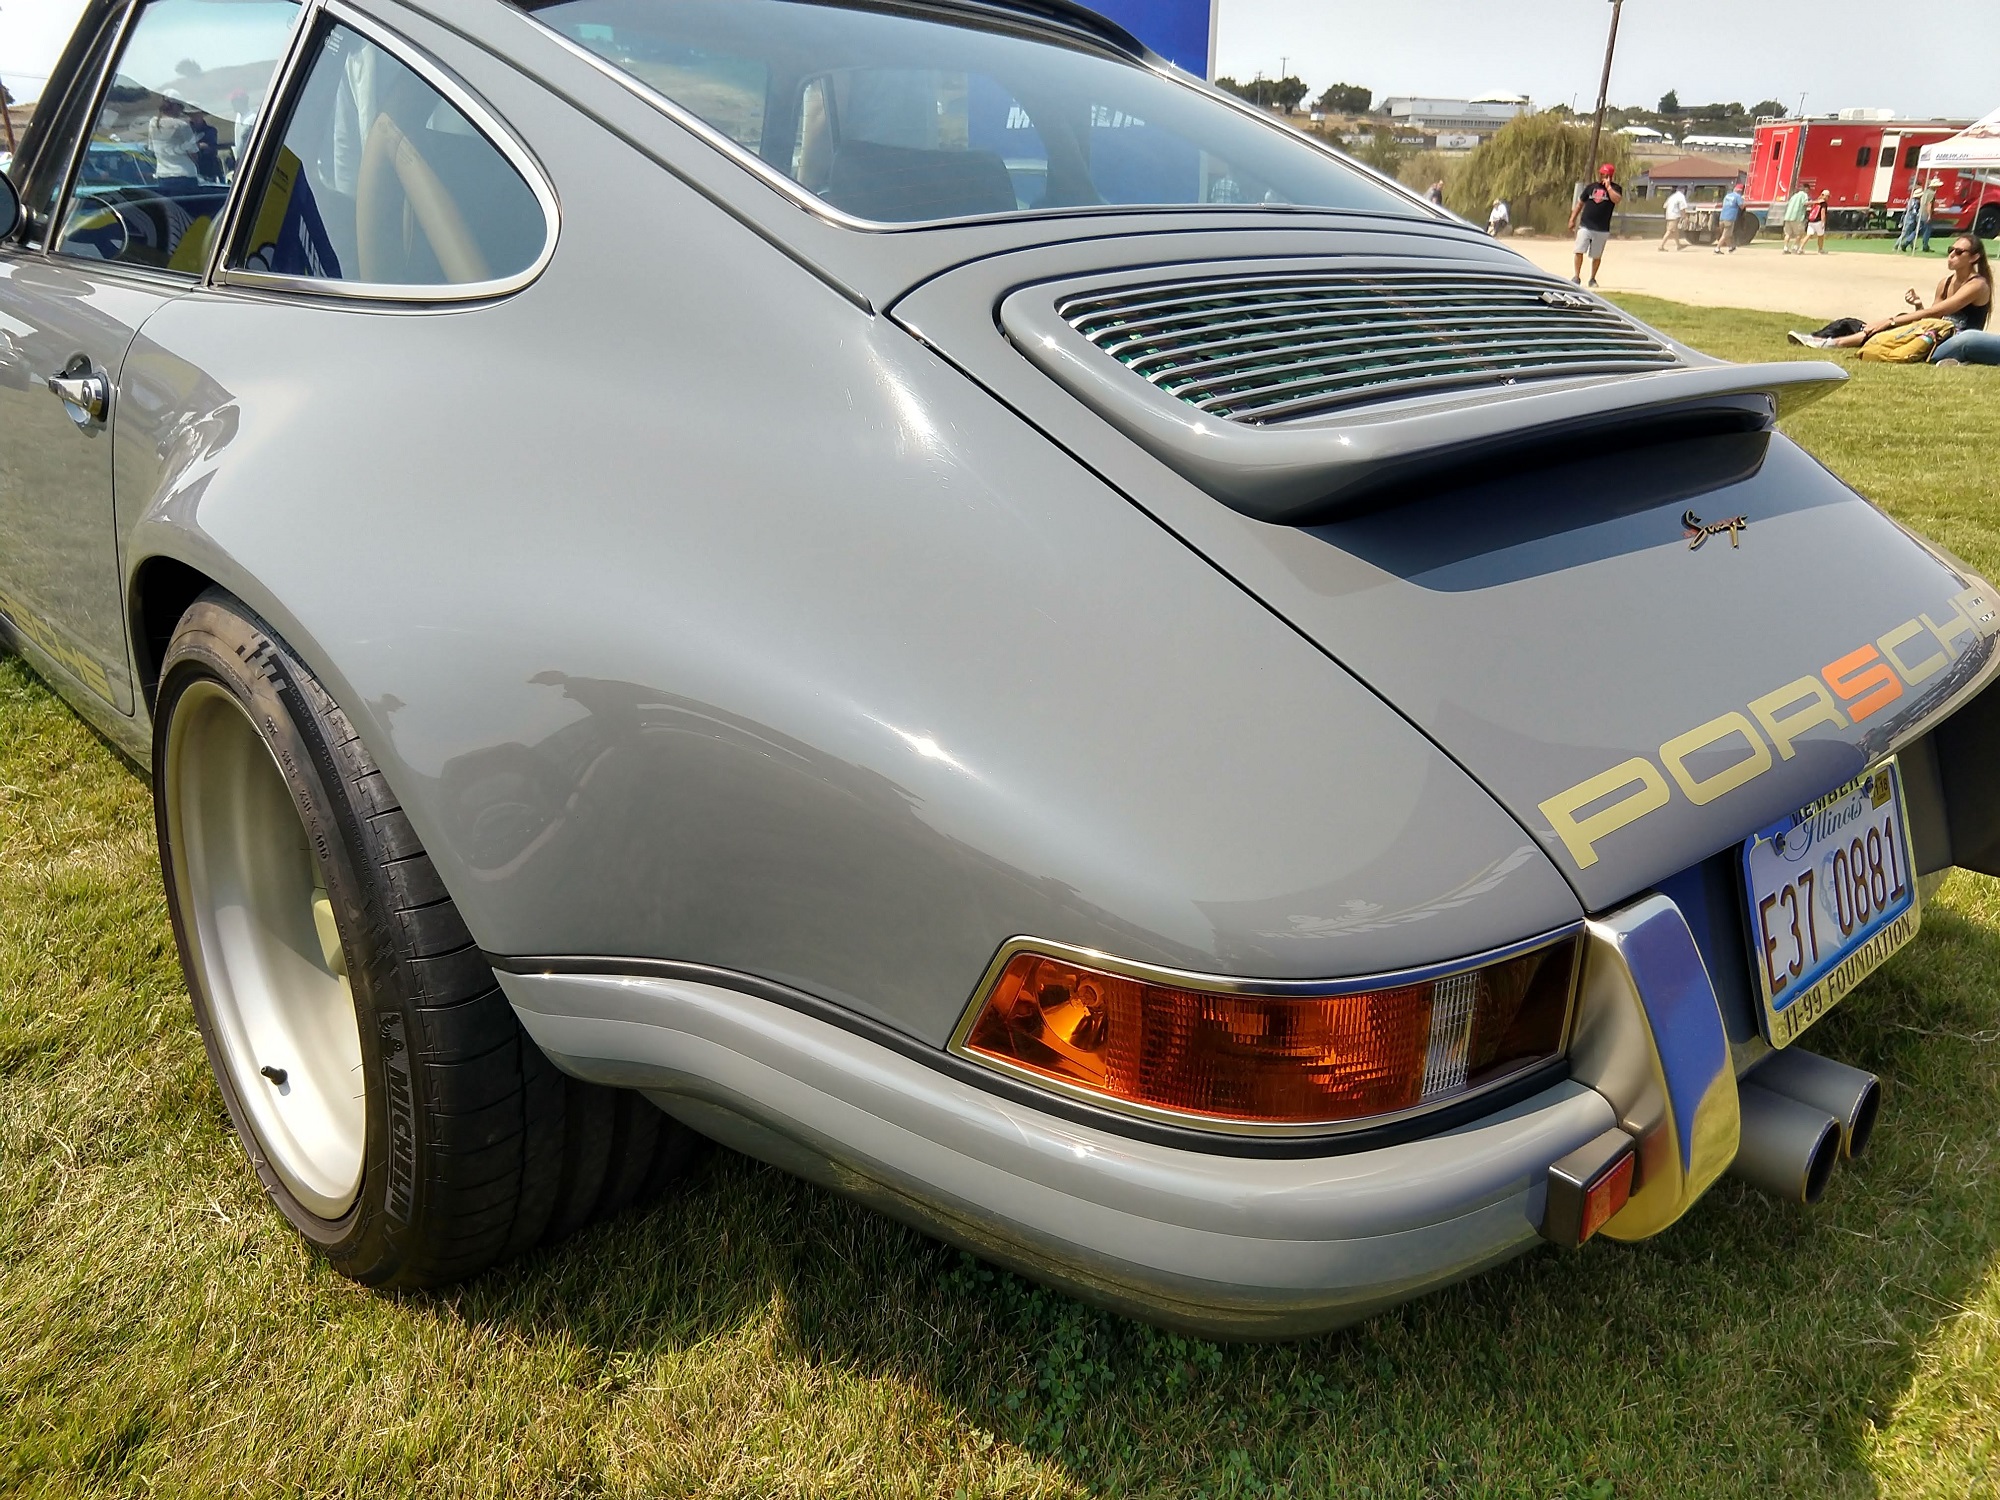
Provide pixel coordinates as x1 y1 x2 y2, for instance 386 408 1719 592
46 368 110 424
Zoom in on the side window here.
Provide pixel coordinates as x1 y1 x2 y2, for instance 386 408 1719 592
12 8 126 249
231 22 546 288
1857 146 1872 168
55 0 299 273
1904 145 1921 169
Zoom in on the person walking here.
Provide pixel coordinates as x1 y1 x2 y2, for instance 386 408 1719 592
1486 198 1510 236
1895 181 1922 251
1568 164 1622 285
1918 177 1941 252
1804 189 1830 254
1782 182 1809 253
1714 181 1744 253
1659 187 1687 250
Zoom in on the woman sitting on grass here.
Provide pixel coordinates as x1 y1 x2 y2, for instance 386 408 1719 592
1787 236 1991 361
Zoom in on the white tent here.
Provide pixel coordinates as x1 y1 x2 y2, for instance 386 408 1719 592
1918 106 2000 171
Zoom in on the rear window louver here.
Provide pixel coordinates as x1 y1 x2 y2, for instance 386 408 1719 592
1058 269 1679 425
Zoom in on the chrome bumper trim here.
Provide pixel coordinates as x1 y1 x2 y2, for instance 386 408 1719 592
1569 894 1741 1241
497 968 1618 1337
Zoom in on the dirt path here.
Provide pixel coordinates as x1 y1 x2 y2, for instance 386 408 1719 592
1500 234 1950 324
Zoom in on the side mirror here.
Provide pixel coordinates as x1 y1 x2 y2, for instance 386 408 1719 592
0 168 20 241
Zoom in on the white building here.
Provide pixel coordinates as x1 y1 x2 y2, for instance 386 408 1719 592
1381 94 1533 141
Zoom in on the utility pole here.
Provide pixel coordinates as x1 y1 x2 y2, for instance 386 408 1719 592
1583 0 1625 179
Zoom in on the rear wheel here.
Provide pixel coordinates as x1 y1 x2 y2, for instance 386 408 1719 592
155 591 693 1284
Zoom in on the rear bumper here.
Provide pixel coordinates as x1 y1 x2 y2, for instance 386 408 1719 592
498 968 1618 1338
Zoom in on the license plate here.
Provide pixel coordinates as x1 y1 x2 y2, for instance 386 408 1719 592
1740 759 1921 1048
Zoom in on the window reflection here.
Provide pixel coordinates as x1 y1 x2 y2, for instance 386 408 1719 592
56 0 298 273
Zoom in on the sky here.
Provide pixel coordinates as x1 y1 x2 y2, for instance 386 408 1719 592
4 0 1998 119
1213 0 1998 123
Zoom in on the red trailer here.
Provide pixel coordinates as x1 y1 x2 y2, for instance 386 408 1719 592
1746 116 2000 237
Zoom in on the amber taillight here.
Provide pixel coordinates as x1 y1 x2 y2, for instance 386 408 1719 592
959 938 1578 1129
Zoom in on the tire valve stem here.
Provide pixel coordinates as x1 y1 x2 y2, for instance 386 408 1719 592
261 1065 289 1086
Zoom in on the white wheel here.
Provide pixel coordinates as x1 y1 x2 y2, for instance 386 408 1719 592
155 591 690 1286
163 679 365 1218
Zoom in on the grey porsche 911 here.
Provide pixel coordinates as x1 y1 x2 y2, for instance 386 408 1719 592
3 0 1996 1337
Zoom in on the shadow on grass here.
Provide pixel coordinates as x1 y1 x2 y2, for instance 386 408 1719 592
420 886 2000 1497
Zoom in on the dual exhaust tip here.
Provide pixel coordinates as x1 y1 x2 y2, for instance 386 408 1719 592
1727 1047 1881 1206
1542 1047 1880 1246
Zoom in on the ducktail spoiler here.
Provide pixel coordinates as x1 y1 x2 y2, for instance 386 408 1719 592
1000 276 1847 525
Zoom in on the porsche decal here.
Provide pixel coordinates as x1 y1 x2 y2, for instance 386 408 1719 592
0 585 115 703
1541 585 2000 870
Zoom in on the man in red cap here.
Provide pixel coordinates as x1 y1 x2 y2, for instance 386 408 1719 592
1567 162 1623 287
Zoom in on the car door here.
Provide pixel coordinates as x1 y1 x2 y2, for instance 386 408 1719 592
0 0 299 714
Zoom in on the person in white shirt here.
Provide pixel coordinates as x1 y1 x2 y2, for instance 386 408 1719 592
1486 198 1509 236
149 94 199 179
1659 188 1688 251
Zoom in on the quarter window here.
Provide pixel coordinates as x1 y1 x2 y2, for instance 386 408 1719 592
55 0 299 273
231 22 547 288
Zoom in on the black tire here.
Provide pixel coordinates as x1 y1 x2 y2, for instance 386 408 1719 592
155 591 693 1286
596 1090 664 1219
541 1076 616 1243
1977 205 2000 241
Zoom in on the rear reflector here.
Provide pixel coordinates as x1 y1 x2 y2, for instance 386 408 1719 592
956 935 1578 1130
1540 1128 1639 1246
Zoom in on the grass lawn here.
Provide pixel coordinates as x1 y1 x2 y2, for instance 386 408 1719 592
4 299 2000 1499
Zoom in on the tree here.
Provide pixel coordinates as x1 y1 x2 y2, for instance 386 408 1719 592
1315 82 1372 115
1751 99 1787 119
1215 75 1304 111
1342 130 1404 178
1397 149 1461 201
1452 111 1636 232
1658 89 1680 114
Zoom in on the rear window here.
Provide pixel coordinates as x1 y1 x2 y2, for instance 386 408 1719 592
515 0 1417 224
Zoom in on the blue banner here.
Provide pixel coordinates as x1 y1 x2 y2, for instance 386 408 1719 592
1086 0 1217 79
